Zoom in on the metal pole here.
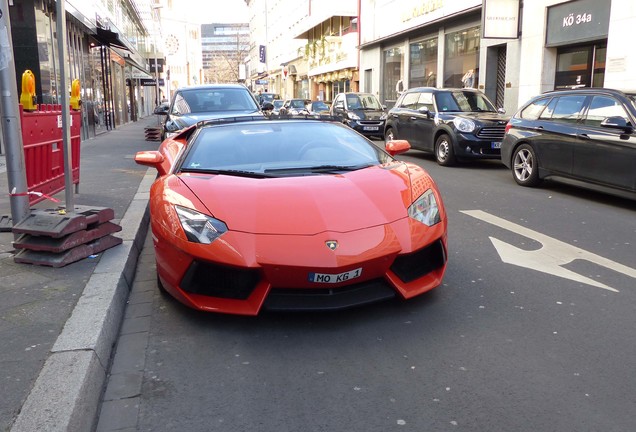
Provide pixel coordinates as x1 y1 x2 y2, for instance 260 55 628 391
154 49 159 106
56 0 74 213
0 0 30 226
153 6 161 106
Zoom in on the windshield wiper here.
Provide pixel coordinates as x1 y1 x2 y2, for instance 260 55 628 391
265 163 374 174
180 168 275 178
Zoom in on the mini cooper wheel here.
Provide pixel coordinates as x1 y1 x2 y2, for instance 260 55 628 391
512 144 541 187
384 127 395 142
435 134 456 166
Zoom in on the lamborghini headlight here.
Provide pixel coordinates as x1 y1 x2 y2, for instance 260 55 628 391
175 205 228 244
408 189 441 226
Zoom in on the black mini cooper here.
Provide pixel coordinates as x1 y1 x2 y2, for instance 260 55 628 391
384 87 509 166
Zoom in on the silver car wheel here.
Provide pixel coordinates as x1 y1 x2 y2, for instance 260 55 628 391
511 144 541 187
513 148 533 182
434 134 456 166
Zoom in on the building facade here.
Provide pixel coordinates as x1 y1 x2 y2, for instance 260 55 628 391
7 0 160 140
359 0 636 111
246 0 636 112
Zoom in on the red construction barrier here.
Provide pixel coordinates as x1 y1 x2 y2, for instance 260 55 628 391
19 104 81 205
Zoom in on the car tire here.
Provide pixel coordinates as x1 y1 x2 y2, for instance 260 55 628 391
157 272 169 296
384 127 395 141
435 134 457 166
512 144 542 187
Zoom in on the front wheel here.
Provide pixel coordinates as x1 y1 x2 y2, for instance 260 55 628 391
511 144 542 187
435 134 456 166
384 127 395 141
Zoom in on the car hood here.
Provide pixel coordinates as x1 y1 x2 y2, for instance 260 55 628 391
170 111 263 129
352 109 386 120
179 165 412 235
450 112 510 123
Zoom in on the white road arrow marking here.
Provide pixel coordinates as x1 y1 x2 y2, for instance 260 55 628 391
461 210 636 293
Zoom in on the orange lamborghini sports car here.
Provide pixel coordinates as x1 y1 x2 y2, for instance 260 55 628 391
135 117 448 315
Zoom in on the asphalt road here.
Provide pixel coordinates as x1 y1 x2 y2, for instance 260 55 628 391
96 147 636 432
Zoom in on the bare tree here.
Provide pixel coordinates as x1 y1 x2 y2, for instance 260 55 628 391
203 32 249 84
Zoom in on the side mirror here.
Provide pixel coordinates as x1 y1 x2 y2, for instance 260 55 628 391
154 104 169 115
385 139 410 156
135 151 168 176
601 116 633 133
262 102 274 111
497 108 506 114
418 106 430 114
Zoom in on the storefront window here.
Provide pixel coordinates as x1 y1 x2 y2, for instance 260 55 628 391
410 37 437 88
555 43 606 89
443 26 480 89
333 79 350 97
35 7 58 104
300 78 310 99
90 46 107 134
383 46 403 103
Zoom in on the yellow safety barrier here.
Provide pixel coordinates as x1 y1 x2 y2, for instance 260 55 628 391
20 70 37 111
70 79 81 110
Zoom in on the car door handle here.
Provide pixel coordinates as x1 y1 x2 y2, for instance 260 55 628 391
577 133 590 140
410 116 418 120
392 114 399 118
532 126 544 130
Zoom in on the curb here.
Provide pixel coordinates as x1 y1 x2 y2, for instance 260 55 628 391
10 169 155 432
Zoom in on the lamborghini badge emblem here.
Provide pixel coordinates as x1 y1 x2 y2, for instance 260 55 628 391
326 240 338 251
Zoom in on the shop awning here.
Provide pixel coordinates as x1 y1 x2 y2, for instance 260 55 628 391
95 27 130 51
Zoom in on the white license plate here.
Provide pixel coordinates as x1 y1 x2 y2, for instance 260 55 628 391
308 268 362 283
363 126 379 131
491 142 502 149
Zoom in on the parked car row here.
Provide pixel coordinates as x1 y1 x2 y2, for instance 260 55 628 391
383 86 636 199
154 84 636 199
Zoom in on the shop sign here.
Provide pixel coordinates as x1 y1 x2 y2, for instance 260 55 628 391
546 0 610 47
138 78 165 86
401 0 444 23
482 0 520 39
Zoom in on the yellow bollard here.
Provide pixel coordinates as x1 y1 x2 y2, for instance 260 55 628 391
20 70 37 111
70 79 81 110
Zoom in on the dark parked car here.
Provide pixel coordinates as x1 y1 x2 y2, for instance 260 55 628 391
384 87 509 165
279 98 311 115
330 92 387 139
258 92 281 107
155 84 270 140
307 100 331 115
271 99 285 115
501 88 636 197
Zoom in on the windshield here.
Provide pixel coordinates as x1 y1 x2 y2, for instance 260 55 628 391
173 88 259 114
434 91 497 113
179 121 393 177
311 102 329 110
346 94 383 110
290 100 308 108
